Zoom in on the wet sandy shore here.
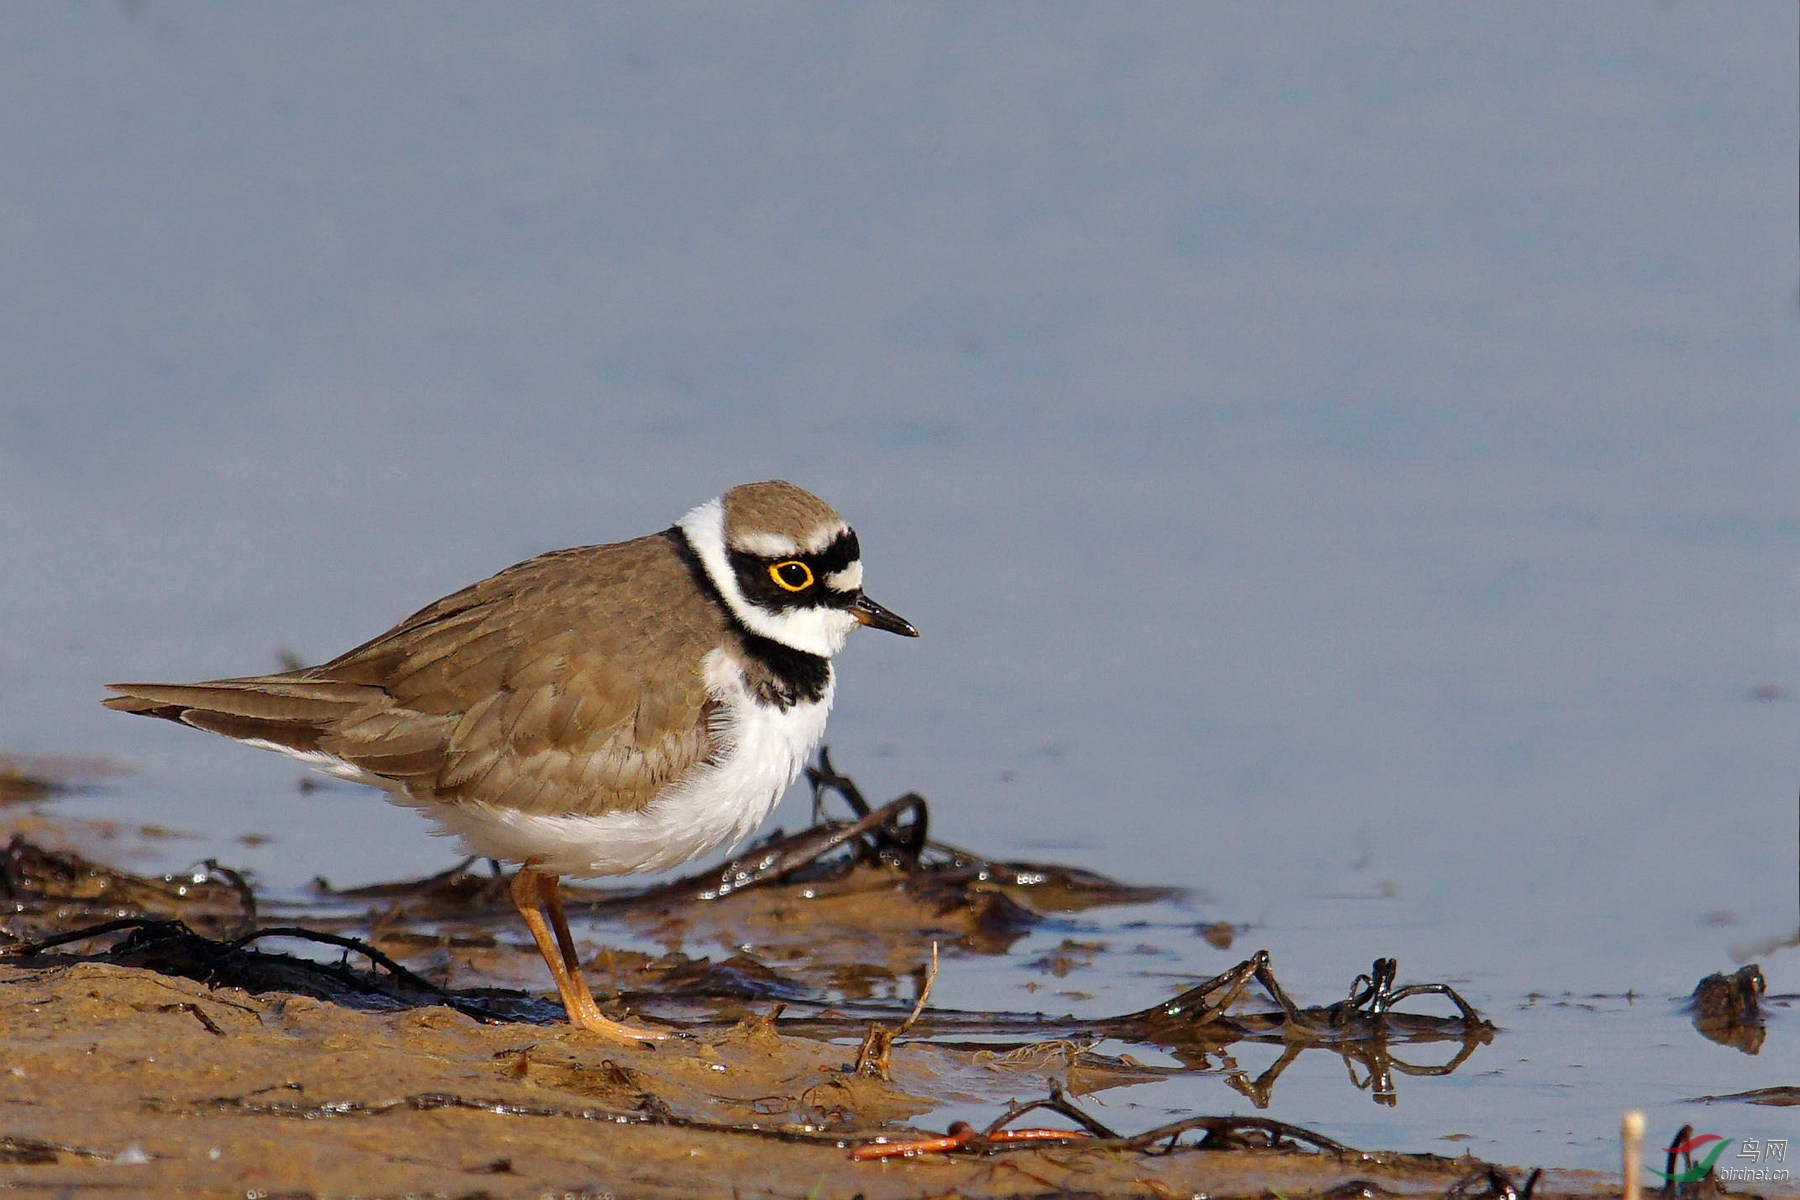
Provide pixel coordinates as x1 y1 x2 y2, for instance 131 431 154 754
0 764 1747 1199
0 956 1545 1199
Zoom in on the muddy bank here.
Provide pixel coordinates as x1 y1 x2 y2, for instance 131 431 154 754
0 768 1647 1198
0 958 1540 1199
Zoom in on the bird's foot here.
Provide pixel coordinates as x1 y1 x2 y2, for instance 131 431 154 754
566 998 671 1043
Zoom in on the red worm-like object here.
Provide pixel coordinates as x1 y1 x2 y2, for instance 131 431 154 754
850 1121 1090 1161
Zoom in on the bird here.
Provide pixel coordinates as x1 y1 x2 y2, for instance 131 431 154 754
104 480 918 1041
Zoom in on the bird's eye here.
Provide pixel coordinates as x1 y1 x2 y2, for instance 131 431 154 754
769 560 814 592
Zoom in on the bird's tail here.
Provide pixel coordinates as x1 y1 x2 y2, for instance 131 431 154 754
102 678 380 754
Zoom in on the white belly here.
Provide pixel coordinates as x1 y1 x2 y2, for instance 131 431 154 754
402 649 834 877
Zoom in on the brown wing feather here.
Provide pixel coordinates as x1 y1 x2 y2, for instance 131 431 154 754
101 679 385 752
106 532 725 818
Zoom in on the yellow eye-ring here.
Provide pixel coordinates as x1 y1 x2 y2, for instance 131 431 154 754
769 560 814 592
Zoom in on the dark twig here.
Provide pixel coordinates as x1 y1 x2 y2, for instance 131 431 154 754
808 746 874 818
0 917 545 1024
984 1086 1120 1140
2 917 173 957
1110 1113 1355 1156
848 1088 1362 1162
226 925 450 996
658 794 929 901
1448 1165 1542 1200
199 859 258 932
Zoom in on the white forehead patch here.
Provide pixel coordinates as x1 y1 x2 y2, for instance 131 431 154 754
797 521 851 554
824 562 863 591
730 530 802 558
727 522 851 558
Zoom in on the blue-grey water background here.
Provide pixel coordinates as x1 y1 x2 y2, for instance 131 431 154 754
2 3 1797 1175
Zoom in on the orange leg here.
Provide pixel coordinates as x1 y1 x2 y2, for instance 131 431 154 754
509 863 668 1042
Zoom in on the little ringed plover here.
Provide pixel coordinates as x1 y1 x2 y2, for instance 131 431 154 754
104 480 917 1041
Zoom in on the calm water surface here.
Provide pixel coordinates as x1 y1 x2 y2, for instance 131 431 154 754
2 4 1796 1174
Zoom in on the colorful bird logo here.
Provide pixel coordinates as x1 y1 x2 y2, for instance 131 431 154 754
1649 1133 1733 1183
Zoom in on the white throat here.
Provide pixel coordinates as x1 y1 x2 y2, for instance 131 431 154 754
678 497 859 658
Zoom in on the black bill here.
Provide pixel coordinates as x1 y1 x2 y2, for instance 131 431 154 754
852 593 919 637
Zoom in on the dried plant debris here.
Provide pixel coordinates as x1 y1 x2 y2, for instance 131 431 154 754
1 835 255 939
813 1093 1357 1166
2 917 553 1022
1687 963 1766 1053
0 754 1520 1197
1445 1164 1544 1200
759 949 1494 1110
849 1084 1377 1160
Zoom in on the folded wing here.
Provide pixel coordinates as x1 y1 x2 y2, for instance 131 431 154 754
104 534 723 817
